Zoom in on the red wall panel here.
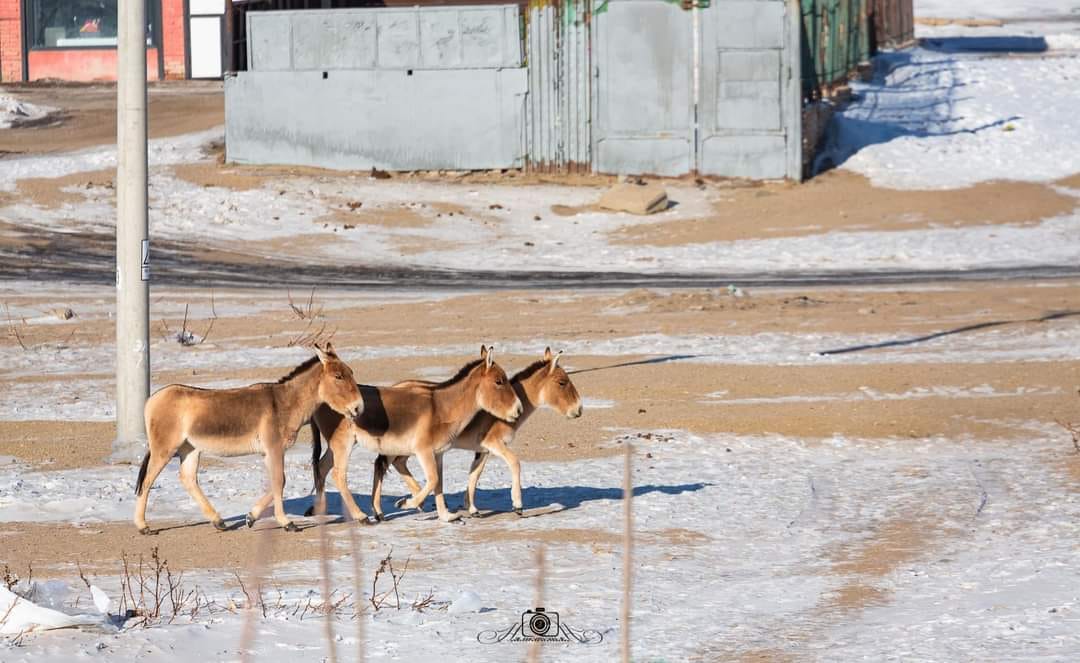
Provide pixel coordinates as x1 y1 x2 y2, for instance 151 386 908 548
28 48 161 82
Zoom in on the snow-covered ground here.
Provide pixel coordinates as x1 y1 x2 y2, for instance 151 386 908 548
820 47 1080 188
1 131 1079 274
2 426 1079 660
0 93 54 130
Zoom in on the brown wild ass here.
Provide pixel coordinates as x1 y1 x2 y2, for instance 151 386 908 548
373 348 582 517
134 343 362 534
306 345 522 523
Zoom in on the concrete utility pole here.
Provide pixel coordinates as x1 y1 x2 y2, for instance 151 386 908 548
112 0 150 462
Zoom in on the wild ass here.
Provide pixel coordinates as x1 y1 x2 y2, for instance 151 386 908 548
307 345 522 523
375 348 582 517
134 343 362 534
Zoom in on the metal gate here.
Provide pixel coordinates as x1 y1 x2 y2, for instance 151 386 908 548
591 0 695 177
587 0 801 179
699 0 801 179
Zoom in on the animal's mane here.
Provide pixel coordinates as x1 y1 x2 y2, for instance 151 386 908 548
276 355 321 383
512 359 550 382
434 358 485 388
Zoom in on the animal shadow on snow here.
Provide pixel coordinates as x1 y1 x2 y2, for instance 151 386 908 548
281 482 711 522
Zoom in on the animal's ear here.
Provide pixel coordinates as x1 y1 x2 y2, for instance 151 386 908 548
480 344 488 361
485 346 495 369
314 344 331 365
543 347 553 362
323 341 338 358
548 350 563 374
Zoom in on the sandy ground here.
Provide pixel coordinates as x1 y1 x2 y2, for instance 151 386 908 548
0 83 223 156
2 280 1079 579
610 170 1080 246
1 85 1080 660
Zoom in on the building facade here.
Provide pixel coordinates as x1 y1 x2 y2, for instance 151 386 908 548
0 0 227 81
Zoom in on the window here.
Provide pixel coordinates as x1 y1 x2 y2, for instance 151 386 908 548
28 0 159 49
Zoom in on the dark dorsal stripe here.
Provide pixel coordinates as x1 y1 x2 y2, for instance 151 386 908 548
277 355 321 383
435 358 485 388
511 359 550 382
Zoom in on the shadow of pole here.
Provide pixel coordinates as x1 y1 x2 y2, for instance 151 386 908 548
566 354 701 375
818 310 1080 356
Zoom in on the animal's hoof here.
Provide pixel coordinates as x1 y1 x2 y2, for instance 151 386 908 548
373 513 385 523
284 522 300 532
514 508 524 517
468 510 481 518
138 526 152 536
394 497 408 508
245 514 257 528
212 519 228 531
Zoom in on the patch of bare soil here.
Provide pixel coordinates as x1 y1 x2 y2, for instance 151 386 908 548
1057 172 1080 189
610 170 1079 246
170 162 268 192
0 520 343 577
14 168 114 209
823 514 947 612
317 204 432 230
0 83 223 156
0 421 114 470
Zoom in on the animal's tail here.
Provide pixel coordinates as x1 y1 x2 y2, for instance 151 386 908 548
310 420 322 488
134 452 151 496
374 454 389 476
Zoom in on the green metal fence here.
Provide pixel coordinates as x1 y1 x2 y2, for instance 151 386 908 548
800 0 912 98
801 0 869 97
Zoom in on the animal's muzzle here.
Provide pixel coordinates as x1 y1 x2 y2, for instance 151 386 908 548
569 405 583 419
508 402 523 422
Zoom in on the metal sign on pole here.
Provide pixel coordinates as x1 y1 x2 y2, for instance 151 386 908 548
112 0 150 462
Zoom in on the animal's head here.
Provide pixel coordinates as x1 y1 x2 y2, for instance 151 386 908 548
314 343 363 421
534 347 583 419
475 345 523 423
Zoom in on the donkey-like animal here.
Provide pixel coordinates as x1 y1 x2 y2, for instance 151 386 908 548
307 345 522 523
134 343 362 534
375 348 582 517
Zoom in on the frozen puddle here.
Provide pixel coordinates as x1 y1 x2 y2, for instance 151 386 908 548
2 428 1080 660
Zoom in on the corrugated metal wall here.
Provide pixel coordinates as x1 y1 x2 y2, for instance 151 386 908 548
525 0 591 172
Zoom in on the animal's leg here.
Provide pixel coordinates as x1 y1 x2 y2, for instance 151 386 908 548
463 452 490 516
391 456 423 509
262 449 297 531
304 447 335 518
403 449 440 512
177 444 226 530
322 435 365 523
247 492 273 528
371 455 389 521
432 452 461 522
133 433 183 535
484 438 524 515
